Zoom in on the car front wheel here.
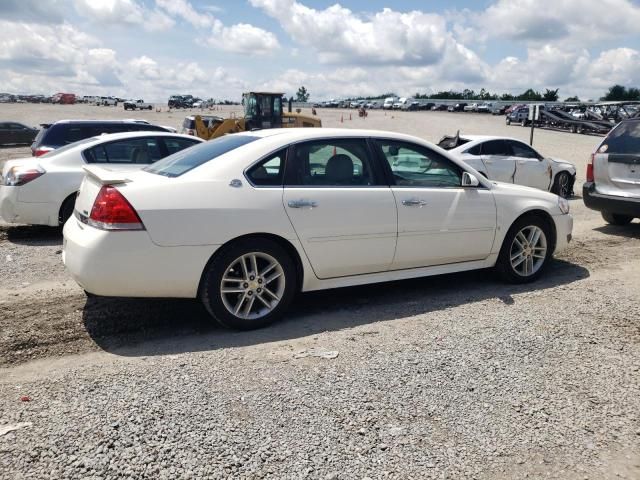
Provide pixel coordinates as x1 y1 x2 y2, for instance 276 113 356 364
551 171 572 198
200 239 297 330
495 215 552 283
601 212 633 225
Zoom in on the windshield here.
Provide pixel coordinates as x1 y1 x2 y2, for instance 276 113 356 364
144 135 259 177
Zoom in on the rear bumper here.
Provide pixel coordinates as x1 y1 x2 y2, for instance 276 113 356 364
582 182 640 217
0 186 58 226
62 215 218 298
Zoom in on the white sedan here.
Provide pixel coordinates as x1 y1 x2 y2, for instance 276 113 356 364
63 128 573 330
439 134 576 198
1 131 202 226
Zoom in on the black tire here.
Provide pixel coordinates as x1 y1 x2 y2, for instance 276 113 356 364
495 214 553 284
520 119 527 127
506 118 511 125
200 238 297 330
59 194 76 225
550 171 573 199
601 212 633 225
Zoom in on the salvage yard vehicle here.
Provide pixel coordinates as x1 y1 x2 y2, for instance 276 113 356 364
30 119 170 157
181 115 223 136
583 118 640 225
63 128 573 330
506 106 529 125
0 132 202 226
448 103 467 112
439 134 576 198
123 99 153 111
0 121 38 146
193 92 321 140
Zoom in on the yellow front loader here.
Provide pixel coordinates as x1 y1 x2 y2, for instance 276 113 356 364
194 92 321 140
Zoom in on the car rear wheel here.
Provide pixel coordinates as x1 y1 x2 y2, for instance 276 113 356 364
551 171 572 199
601 212 633 225
495 215 552 284
59 194 76 225
521 119 527 127
200 239 297 330
506 118 511 125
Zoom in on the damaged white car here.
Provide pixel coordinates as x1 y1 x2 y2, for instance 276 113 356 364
439 134 576 198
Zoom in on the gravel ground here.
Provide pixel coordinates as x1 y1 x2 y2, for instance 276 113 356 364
1 104 639 479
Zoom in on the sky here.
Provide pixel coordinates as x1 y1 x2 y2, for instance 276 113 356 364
0 0 639 102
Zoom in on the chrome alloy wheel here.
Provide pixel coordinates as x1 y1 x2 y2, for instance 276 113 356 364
220 252 286 320
510 225 547 277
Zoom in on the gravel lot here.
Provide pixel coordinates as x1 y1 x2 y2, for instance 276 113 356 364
1 104 639 479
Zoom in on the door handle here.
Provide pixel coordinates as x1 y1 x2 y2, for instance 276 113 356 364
401 198 428 207
288 199 318 209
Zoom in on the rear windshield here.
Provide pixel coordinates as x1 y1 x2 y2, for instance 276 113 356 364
602 121 640 154
144 135 259 177
182 118 195 129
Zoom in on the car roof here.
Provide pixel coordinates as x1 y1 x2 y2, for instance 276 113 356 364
459 135 525 143
50 119 157 125
55 131 203 149
234 128 436 143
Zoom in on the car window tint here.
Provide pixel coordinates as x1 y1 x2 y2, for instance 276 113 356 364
377 140 462 188
288 139 374 186
84 138 163 164
602 121 640 154
466 144 481 155
162 137 200 155
144 134 259 177
508 140 540 159
247 150 286 186
481 140 512 156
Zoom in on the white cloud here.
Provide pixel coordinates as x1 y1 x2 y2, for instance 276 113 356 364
250 0 450 65
480 0 640 45
155 0 214 29
210 23 280 55
73 0 175 32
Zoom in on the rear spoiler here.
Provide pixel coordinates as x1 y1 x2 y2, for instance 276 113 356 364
82 165 132 185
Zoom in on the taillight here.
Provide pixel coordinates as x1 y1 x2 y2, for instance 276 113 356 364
586 153 595 182
87 185 144 231
33 147 54 157
4 166 45 186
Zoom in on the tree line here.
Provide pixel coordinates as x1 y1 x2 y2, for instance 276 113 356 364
295 84 640 103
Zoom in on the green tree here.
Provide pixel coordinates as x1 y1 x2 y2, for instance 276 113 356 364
542 88 559 101
564 96 580 102
296 86 310 102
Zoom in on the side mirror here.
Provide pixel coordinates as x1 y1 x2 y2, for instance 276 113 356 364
462 172 480 187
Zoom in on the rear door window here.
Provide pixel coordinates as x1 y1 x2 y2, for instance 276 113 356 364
602 121 640 154
286 139 377 186
507 140 541 159
84 137 163 164
482 140 512 156
246 150 286 186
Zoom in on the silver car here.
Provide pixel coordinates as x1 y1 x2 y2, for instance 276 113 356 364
583 119 640 225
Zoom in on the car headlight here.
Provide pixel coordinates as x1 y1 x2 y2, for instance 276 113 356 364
558 196 570 214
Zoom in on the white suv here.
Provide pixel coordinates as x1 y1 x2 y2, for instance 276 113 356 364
583 119 640 224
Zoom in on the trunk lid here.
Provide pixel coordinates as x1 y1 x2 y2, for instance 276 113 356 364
594 121 640 198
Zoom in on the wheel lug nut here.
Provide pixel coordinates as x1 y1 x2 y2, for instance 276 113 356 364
250 275 255 280
248 291 253 296
243 283 249 288
258 279 263 284
257 288 262 293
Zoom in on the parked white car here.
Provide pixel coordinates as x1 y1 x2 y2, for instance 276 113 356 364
440 134 576 198
0 132 202 226
63 128 572 330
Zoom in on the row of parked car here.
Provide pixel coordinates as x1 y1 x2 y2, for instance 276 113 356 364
315 98 512 114
0 116 637 330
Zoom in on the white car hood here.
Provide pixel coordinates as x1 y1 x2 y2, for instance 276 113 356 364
490 179 558 201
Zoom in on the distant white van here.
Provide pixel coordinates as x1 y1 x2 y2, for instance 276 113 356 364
383 97 396 109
